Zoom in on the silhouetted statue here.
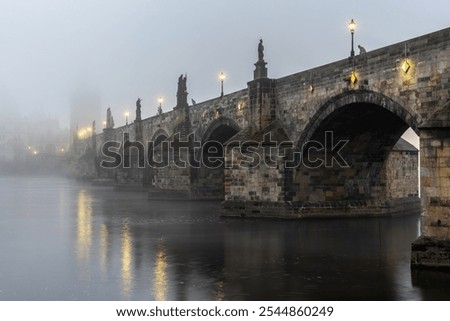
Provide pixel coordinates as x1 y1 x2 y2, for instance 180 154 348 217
191 98 196 106
106 107 115 129
358 45 366 55
258 39 264 61
254 39 268 79
176 74 188 108
178 74 187 93
136 97 142 122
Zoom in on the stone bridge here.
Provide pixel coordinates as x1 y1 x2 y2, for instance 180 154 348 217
72 27 450 269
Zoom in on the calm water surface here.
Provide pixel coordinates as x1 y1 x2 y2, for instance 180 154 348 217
1 176 450 300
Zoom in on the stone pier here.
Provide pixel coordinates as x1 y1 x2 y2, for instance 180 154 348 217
411 108 450 270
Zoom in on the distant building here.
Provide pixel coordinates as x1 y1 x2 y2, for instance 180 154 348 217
0 120 29 163
27 117 69 155
0 117 69 172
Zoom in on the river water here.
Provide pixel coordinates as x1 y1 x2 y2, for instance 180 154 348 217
1 175 449 301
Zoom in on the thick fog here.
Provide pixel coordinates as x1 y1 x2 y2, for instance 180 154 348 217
0 0 448 130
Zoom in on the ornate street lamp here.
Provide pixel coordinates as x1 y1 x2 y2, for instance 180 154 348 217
157 97 163 115
219 72 225 97
348 19 356 57
124 111 130 125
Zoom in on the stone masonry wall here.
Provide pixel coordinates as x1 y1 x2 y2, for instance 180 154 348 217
382 146 419 199
420 128 450 239
189 89 248 139
224 145 287 202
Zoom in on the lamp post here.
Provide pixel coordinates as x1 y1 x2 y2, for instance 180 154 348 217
219 72 225 97
348 19 356 57
124 111 129 125
157 97 163 115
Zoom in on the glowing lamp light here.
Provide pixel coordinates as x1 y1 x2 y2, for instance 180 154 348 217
348 19 357 57
350 71 358 84
401 60 411 73
219 72 225 97
157 97 164 115
348 19 356 33
77 127 92 139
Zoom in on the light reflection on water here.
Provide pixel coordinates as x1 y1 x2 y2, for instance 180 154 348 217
153 239 167 301
1 176 450 300
99 224 109 281
76 190 92 271
121 223 133 298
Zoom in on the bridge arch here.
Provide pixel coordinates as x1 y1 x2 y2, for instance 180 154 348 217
292 90 420 203
150 128 169 146
142 128 170 187
191 116 241 200
297 90 419 149
201 117 241 143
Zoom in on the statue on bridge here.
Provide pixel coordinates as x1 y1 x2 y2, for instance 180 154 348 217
176 74 188 108
358 45 366 55
178 74 187 94
254 39 268 79
106 107 114 129
136 97 142 122
258 39 264 62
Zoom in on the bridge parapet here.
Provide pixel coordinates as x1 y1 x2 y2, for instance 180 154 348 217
276 27 450 141
188 89 248 139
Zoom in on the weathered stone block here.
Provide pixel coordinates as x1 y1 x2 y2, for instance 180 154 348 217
411 236 450 270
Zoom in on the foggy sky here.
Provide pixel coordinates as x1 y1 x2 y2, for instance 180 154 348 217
0 0 448 130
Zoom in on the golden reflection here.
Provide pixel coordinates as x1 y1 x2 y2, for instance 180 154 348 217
215 280 225 301
121 223 134 297
99 224 109 279
153 239 168 301
349 71 358 84
398 57 415 82
401 59 411 73
76 190 92 265
400 58 414 77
